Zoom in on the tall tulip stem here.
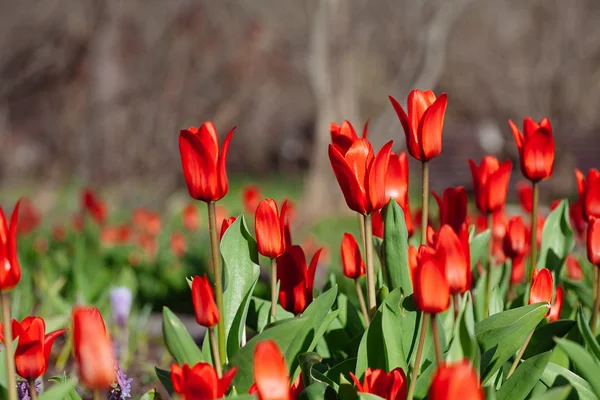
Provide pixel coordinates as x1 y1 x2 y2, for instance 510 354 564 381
270 258 278 320
207 201 227 366
430 314 443 366
364 214 377 313
506 329 534 378
209 327 223 378
528 182 539 283
591 267 600 334
1 292 17 400
484 212 494 317
28 380 38 400
420 161 429 245
358 213 367 252
407 314 428 400
355 279 370 324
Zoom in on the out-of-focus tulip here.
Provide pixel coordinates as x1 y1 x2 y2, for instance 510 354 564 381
73 307 115 389
516 181 533 213
253 340 291 400
341 233 366 279
509 117 555 182
408 245 418 284
110 287 133 328
436 225 471 294
570 200 587 241
565 255 584 281
414 246 450 313
535 215 545 248
350 367 407 400
255 199 288 259
179 122 235 202
529 268 553 315
587 217 600 265
277 245 322 314
243 185 262 214
52 223 67 242
329 139 393 215
389 90 448 162
433 187 467 233
191 275 219 328
170 231 187 258
220 216 237 240
576 168 600 221
182 203 200 231
71 215 84 232
428 360 483 400
372 210 384 239
0 201 21 291
510 254 527 284
132 208 162 236
548 285 564 322
330 120 369 155
82 188 107 224
16 199 40 236
468 156 512 214
385 152 413 236
503 216 529 259
171 362 237 400
0 317 66 380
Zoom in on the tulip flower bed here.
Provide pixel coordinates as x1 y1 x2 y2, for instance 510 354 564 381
1 89 600 400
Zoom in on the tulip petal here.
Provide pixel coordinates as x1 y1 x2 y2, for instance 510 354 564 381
436 225 470 294
179 130 217 201
485 160 512 212
253 340 291 400
341 233 365 279
585 169 600 219
367 141 393 212
307 248 323 294
417 93 447 160
216 126 236 200
255 199 284 258
408 90 432 136
529 268 553 315
389 95 420 160
522 128 555 182
329 144 368 214
508 120 524 149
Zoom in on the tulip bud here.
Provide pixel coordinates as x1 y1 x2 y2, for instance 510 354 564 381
503 216 529 259
341 233 366 279
191 275 219 328
414 246 450 314
529 268 553 316
253 340 290 400
0 201 21 291
428 360 483 400
255 199 286 259
509 117 555 182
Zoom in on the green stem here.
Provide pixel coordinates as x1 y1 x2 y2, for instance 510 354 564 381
430 314 443 366
28 380 38 400
528 182 539 283
420 161 429 246
358 213 367 253
364 214 377 314
207 201 227 367
484 212 494 317
591 267 600 334
452 293 460 321
209 328 222 377
1 292 17 400
407 314 428 400
355 279 370 324
270 258 277 320
506 329 534 378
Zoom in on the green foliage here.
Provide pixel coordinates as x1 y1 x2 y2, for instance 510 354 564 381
538 200 575 273
382 199 412 295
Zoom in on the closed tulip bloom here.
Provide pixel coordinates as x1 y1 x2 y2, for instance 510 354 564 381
349 367 407 400
243 185 262 214
341 233 366 279
503 216 529 259
587 217 600 265
0 201 21 291
576 168 600 221
329 139 393 215
529 268 553 315
414 246 450 313
509 117 555 182
389 90 448 161
171 362 237 400
468 156 512 214
516 181 533 213
433 187 467 233
253 340 291 400
191 275 219 328
220 216 237 240
0 317 66 380
255 199 287 258
548 285 564 322
428 360 483 400
277 245 322 314
372 210 384 239
436 225 471 294
510 254 527 284
330 120 369 155
179 122 235 202
73 307 115 389
565 255 584 281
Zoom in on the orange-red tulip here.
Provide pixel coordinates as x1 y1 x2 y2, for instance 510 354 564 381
73 307 115 389
132 208 162 236
548 285 564 322
170 231 187 258
565 255 584 281
389 90 448 162
386 152 413 235
436 225 471 294
179 122 235 202
414 246 450 313
330 120 369 155
0 317 66 380
171 362 237 400
0 201 21 291
570 200 587 241
253 340 291 400
587 217 600 265
350 367 407 400
329 139 393 215
372 210 384 239
16 199 40 236
277 245 322 315
243 185 262 214
408 245 419 284
428 360 483 400
468 156 512 214
191 275 219 328
529 268 553 315
82 188 107 224
255 199 291 259
576 168 600 221
510 254 527 284
516 181 533 213
509 118 555 182
341 233 366 279
433 187 467 233
182 203 200 231
503 216 529 259
220 216 237 240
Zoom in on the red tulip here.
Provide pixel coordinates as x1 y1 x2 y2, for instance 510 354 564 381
171 362 237 400
253 340 291 400
170 231 187 258
587 217 600 265
179 122 235 202
535 215 545 248
548 285 564 322
350 367 407 400
570 200 587 241
329 139 393 215
503 216 529 259
436 225 471 294
510 254 527 284
182 203 200 231
220 216 237 240
243 185 262 214
191 275 219 328
255 199 290 259
576 168 600 221
330 120 369 155
16 199 40 236
408 245 419 284
428 360 483 400
277 245 322 314
516 181 533 213
432 187 467 233
386 151 414 237
0 201 21 291
341 233 366 279
51 223 67 242
389 90 448 162
73 307 115 389
0 317 66 380
509 118 555 182
529 268 553 315
565 255 584 281
414 246 450 313
372 210 384 239
468 156 512 214
132 208 162 236
82 189 106 224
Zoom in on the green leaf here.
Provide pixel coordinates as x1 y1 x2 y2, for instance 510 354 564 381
541 362 596 400
470 228 491 270
447 292 480 368
489 286 504 316
537 200 575 274
563 279 594 308
39 379 77 400
162 306 203 364
298 382 338 400
475 302 549 383
246 297 294 333
382 199 412 295
140 389 164 400
156 366 174 395
529 386 571 400
577 306 600 361
496 351 552 400
522 320 575 359
299 352 324 387
555 338 600 396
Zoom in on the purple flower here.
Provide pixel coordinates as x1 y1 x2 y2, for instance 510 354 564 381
109 365 133 400
110 287 133 328
17 380 41 400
